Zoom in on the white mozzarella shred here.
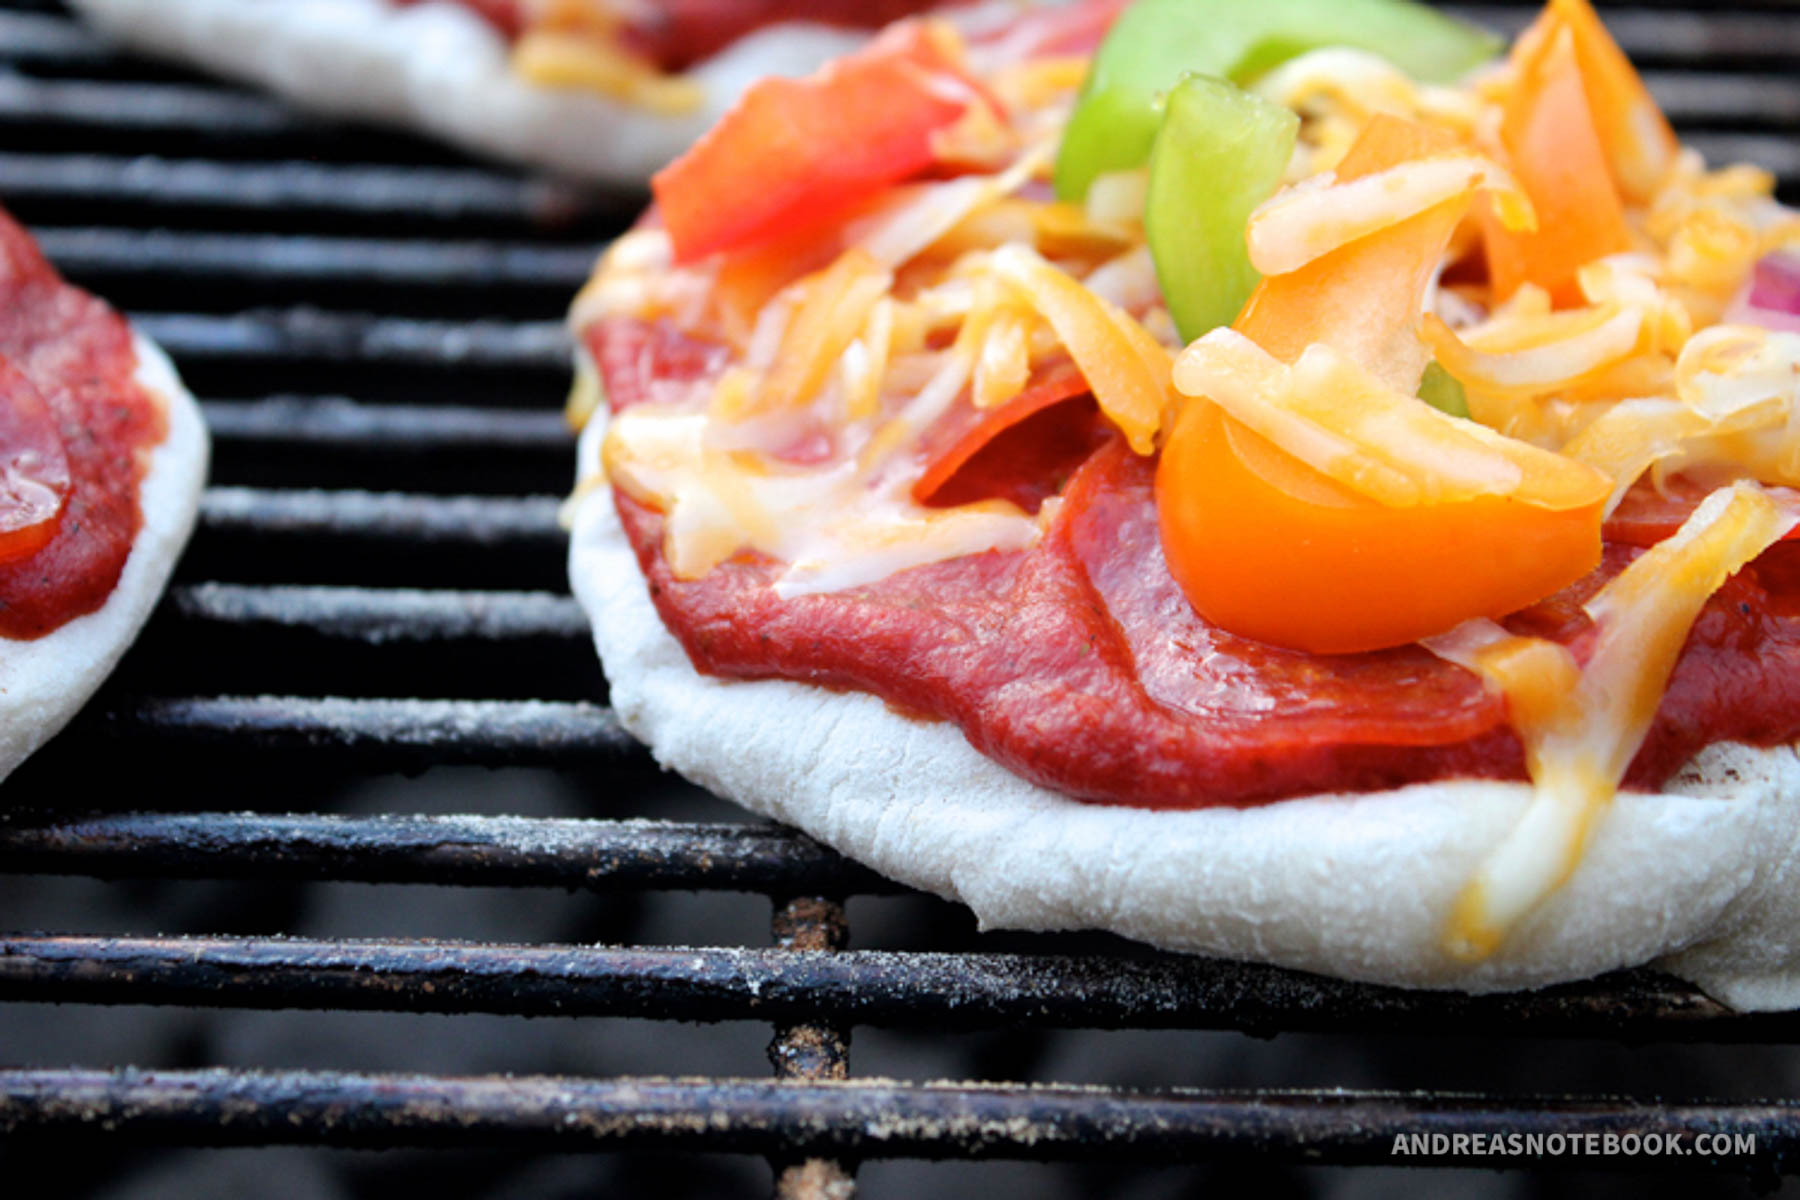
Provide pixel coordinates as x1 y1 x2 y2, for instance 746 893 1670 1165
1559 397 1708 515
847 142 1048 268
1676 326 1800 424
1079 245 1161 313
1247 155 1532 277
1429 306 1644 393
774 504 1042 597
1425 481 1799 960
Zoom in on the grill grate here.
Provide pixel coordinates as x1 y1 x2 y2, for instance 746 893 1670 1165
1 1 1799 1195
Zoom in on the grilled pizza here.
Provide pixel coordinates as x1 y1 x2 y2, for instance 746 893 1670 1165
0 208 207 782
65 0 1019 187
566 0 1800 1005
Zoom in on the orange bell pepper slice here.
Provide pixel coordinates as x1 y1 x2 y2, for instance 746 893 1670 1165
1515 0 1678 204
1157 114 1606 653
1156 400 1605 653
1234 114 1465 392
1479 17 1633 306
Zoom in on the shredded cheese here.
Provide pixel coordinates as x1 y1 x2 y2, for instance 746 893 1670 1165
1426 482 1798 959
989 243 1172 454
1248 154 1534 276
510 30 704 113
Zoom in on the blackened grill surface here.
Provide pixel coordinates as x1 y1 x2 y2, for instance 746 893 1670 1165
2 2 1800 1198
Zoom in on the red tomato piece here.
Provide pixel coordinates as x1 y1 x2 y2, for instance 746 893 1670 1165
651 21 987 263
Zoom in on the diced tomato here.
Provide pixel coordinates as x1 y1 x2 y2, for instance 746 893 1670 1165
652 21 990 263
913 361 1108 511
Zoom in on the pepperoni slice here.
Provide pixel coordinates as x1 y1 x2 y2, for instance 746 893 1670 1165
0 353 68 564
912 360 1108 511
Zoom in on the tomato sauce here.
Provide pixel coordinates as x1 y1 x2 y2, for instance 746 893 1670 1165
598 316 1800 807
0 212 164 639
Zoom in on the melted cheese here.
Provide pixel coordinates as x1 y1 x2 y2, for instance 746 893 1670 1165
1426 482 1798 959
988 243 1171 454
1559 326 1800 507
602 403 1043 593
1248 155 1533 276
1423 305 1645 397
1172 329 1608 509
510 29 704 113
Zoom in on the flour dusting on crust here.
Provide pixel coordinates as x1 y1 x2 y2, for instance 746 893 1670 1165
569 394 1800 1009
0 334 208 782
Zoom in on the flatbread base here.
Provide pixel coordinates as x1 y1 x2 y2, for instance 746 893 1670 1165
0 334 209 782
67 0 869 188
568 374 1800 1010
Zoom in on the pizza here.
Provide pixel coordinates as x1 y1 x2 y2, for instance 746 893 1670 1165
65 0 1026 187
564 0 1800 1005
0 207 207 782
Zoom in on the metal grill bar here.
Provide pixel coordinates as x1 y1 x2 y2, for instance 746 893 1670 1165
1684 133 1800 183
96 696 636 764
0 153 601 224
0 75 299 134
36 229 596 288
166 585 585 643
133 312 570 370
0 933 1781 1040
16 58 1799 133
200 399 572 451
198 489 562 543
767 897 857 1197
0 11 107 65
11 7 1795 72
1451 7 1800 63
1644 72 1800 124
1 1069 1792 1172
0 813 889 894
5 4 1799 1192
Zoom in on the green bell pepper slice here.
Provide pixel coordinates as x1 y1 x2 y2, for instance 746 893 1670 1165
1417 360 1472 418
1054 0 1499 203
1145 75 1296 342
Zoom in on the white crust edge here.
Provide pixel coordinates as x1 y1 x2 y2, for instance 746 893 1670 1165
66 0 869 187
568 373 1800 1008
0 334 208 782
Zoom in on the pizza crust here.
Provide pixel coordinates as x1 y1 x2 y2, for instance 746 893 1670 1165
0 334 208 783
568 390 1800 1009
65 0 871 188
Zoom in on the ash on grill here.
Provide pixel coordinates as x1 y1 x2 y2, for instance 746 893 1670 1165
3 2 1800 1198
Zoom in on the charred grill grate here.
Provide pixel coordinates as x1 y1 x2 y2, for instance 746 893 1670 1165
1 1 1799 1195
